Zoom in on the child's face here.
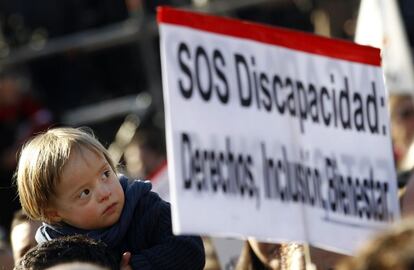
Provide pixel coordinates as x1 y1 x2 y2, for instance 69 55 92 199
48 148 125 230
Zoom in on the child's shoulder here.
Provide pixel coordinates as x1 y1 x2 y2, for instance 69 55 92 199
120 175 152 194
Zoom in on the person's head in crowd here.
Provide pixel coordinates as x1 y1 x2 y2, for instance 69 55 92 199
16 127 123 228
10 209 42 263
400 168 414 217
14 235 119 270
124 123 166 179
389 94 414 171
0 239 14 270
337 218 414 270
236 238 281 270
0 70 25 107
45 262 108 270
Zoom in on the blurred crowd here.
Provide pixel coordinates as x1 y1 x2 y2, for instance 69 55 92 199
3 77 414 270
0 69 53 234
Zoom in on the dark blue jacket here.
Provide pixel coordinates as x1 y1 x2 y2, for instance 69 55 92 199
36 176 205 270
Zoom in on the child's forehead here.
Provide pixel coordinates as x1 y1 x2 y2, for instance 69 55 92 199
60 146 108 180
70 145 104 161
72 143 101 155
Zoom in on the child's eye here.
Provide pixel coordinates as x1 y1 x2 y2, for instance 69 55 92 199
80 189 91 199
103 170 111 178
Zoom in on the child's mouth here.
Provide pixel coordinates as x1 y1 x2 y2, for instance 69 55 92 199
103 202 117 215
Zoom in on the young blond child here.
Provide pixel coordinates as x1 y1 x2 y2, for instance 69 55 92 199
16 127 205 270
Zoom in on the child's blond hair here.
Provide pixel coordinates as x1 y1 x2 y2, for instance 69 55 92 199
16 127 117 223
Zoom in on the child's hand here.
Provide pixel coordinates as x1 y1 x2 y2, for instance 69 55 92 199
120 252 132 270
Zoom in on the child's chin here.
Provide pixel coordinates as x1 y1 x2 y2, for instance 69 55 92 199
106 212 122 227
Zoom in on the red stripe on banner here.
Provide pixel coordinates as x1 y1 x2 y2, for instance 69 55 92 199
157 6 381 67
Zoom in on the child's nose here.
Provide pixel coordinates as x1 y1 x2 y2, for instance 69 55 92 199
98 185 111 202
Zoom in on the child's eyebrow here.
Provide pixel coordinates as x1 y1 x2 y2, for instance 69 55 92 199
69 182 89 199
96 161 110 174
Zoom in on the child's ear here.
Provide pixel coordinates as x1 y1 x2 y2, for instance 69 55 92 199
44 208 62 223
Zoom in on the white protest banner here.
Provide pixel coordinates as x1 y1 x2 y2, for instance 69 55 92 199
158 6 400 254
